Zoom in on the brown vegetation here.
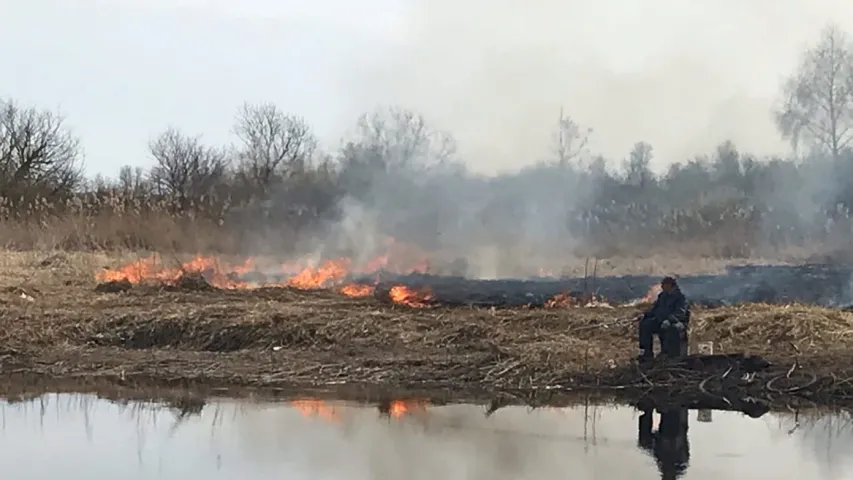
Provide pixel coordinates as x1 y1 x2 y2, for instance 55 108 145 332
2 251 853 409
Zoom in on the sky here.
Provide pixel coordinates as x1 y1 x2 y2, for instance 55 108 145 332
2 0 853 177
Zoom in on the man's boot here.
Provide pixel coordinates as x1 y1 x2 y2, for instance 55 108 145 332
637 349 654 363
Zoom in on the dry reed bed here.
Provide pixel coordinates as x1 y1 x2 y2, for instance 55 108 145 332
4 250 853 407
0 192 839 258
2 282 853 379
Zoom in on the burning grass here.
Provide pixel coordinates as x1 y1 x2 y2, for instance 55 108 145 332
3 250 853 408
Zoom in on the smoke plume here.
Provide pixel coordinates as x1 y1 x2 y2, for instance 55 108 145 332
343 0 853 173
296 0 853 276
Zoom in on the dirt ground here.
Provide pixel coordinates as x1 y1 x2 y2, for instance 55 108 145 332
2 250 853 409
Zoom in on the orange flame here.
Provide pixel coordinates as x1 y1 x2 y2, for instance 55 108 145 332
340 283 375 297
545 291 603 308
291 399 340 422
95 254 255 289
623 284 662 307
95 237 431 296
287 258 350 289
289 398 430 424
388 399 429 418
545 292 579 308
642 284 662 303
388 285 434 307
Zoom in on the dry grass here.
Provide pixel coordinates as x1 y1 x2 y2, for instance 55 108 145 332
0 197 843 262
1 250 853 397
0 202 232 252
3 248 853 414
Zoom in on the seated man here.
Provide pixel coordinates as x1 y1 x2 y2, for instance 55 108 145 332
638 276 690 362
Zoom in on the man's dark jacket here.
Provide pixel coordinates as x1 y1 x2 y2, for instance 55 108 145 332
644 287 690 326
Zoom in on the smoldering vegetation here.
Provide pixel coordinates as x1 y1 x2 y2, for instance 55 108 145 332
1 25 853 277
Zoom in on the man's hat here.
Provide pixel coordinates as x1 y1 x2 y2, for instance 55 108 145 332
661 276 677 286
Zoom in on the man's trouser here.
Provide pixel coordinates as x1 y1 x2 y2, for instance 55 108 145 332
639 316 687 356
638 315 661 353
661 325 688 356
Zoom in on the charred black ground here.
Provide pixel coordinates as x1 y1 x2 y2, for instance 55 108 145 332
97 262 853 308
367 263 853 307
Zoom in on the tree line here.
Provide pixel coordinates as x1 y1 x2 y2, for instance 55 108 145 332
1 24 853 256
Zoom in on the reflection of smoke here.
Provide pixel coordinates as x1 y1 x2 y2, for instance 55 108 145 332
234 403 647 479
230 403 843 479
1 396 845 479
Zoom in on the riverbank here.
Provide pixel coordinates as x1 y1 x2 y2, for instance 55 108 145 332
2 278 853 406
2 251 853 409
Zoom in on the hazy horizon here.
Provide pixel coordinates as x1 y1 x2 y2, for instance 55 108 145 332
2 0 853 177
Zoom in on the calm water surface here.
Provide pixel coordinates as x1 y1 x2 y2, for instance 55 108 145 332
1 394 852 479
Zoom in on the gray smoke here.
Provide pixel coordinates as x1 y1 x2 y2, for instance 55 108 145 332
340 0 853 173
297 2 853 278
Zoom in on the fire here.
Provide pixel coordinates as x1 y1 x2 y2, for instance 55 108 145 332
291 399 340 422
642 284 663 302
388 285 434 307
626 284 662 306
289 398 429 424
362 238 431 274
287 258 350 289
545 292 580 308
388 399 429 418
95 237 431 299
95 254 255 289
545 291 605 308
340 283 375 297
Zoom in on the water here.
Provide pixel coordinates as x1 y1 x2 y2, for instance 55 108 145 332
1 394 852 479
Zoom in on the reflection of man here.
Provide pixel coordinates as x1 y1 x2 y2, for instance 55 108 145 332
638 408 690 480
638 277 690 362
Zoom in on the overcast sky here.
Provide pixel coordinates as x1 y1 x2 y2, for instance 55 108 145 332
2 0 853 176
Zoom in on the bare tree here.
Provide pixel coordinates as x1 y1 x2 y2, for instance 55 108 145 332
352 106 456 169
623 141 654 188
233 102 316 193
776 24 853 159
0 99 83 200
710 141 743 184
148 127 229 208
117 165 150 198
554 107 592 167
88 173 110 192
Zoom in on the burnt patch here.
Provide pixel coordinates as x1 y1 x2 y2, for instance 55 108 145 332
94 279 133 293
167 273 214 292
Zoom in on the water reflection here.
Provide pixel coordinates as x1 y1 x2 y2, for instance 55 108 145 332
0 393 851 479
637 407 690 479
